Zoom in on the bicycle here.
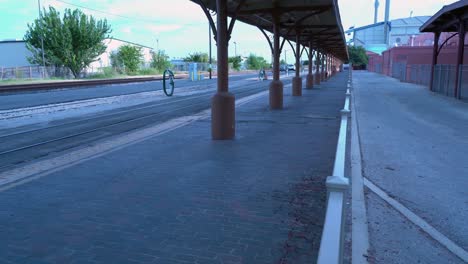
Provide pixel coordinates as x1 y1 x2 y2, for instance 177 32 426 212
163 69 175 96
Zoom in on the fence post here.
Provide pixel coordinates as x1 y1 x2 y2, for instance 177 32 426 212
445 65 449 96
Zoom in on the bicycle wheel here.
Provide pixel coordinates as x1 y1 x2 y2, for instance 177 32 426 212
163 69 175 96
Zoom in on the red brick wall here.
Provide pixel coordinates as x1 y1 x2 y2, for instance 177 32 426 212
368 46 468 77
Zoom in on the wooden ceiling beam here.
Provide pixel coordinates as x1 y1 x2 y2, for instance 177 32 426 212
237 4 332 15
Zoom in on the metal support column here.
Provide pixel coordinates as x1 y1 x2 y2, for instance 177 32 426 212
429 32 440 92
269 14 283 109
209 23 212 80
454 20 465 99
211 0 235 139
306 42 314 89
321 53 326 81
315 51 321 85
292 31 302 96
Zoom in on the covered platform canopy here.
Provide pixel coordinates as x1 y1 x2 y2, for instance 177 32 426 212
191 0 348 140
420 0 467 98
420 0 468 33
193 0 348 61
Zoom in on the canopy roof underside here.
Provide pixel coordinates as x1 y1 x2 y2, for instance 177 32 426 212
192 0 348 60
420 0 468 33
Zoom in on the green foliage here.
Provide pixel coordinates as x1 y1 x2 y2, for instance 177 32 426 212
89 66 119 79
183 52 209 63
110 52 122 72
228 56 242 71
115 45 143 75
150 50 171 72
280 59 286 65
138 68 159 75
246 54 268 70
348 45 368 66
24 7 111 78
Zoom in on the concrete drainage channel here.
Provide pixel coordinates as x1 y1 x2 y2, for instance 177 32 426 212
317 69 352 264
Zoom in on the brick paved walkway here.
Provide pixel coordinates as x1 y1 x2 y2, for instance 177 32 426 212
0 73 346 264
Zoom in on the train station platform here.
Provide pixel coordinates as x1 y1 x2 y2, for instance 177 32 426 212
0 73 347 263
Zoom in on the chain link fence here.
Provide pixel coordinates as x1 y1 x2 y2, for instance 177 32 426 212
408 64 431 86
171 62 210 72
374 63 383 74
0 66 113 81
458 65 468 100
433 65 457 97
0 66 73 80
391 62 407 82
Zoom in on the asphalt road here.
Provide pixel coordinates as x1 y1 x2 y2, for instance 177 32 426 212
353 71 467 264
0 74 291 172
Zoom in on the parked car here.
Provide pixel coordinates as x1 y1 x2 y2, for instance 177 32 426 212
287 64 295 71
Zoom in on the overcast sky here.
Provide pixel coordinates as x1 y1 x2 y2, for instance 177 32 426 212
0 0 459 62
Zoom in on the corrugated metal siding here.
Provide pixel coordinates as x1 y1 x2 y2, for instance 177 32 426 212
0 42 33 68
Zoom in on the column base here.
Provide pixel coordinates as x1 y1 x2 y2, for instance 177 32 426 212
315 73 321 85
306 74 314 89
212 92 235 140
269 80 283 109
292 77 302 96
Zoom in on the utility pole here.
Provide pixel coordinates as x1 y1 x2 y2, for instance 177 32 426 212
209 23 212 79
233 41 237 57
37 0 46 78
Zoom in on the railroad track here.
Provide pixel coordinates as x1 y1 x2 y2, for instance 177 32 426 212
0 78 277 171
0 71 261 93
0 75 188 93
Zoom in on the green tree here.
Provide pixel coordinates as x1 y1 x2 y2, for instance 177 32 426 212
150 50 171 72
246 54 268 70
116 45 142 75
110 51 122 72
24 7 111 78
228 56 242 71
183 52 209 63
348 45 368 67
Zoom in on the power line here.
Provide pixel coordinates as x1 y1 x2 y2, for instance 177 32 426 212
53 0 205 26
54 0 165 23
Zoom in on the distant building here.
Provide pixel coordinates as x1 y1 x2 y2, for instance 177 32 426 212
90 38 154 70
0 38 154 69
346 16 431 54
0 40 32 68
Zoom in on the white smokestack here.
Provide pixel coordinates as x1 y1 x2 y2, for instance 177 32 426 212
384 0 390 45
374 0 379 24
